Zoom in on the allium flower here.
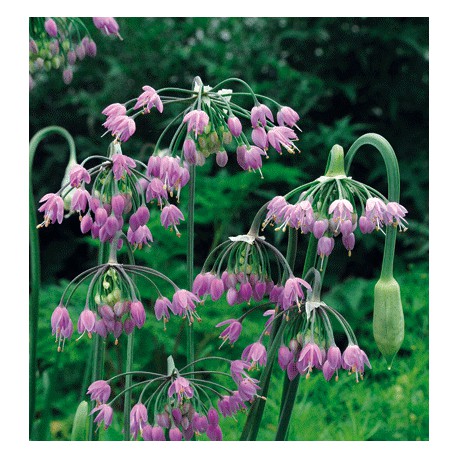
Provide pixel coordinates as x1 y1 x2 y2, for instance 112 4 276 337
251 103 274 128
172 289 200 322
278 345 293 370
227 116 242 137
133 85 163 113
91 404 113 429
93 17 121 38
130 403 148 439
342 344 371 380
277 106 300 129
87 380 111 403
183 138 198 164
281 277 312 310
385 202 408 231
313 219 329 239
252 127 268 149
130 300 146 328
69 164 91 187
297 342 323 377
359 215 376 234
169 427 183 441
168 376 194 403
77 309 97 336
238 378 261 401
365 197 387 231
142 425 166 441
63 68 73 85
322 345 342 381
317 236 335 258
267 126 298 154
263 309 276 335
51 304 73 348
154 297 173 322
329 199 354 230
216 319 242 346
104 116 136 142
230 359 251 384
160 204 185 236
111 153 136 180
70 188 91 213
102 103 126 118
242 342 267 369
183 109 209 138
44 18 58 37
38 193 64 226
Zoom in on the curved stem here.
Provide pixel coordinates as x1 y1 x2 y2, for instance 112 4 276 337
345 133 400 280
29 126 76 438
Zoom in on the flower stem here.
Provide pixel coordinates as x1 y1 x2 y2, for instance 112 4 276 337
345 133 400 280
186 164 196 373
123 332 135 441
88 334 105 440
29 126 75 438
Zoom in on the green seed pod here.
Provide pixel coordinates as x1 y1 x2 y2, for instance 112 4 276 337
223 131 232 144
204 122 212 135
373 276 404 368
44 60 52 72
113 288 122 302
94 294 101 305
71 401 89 441
106 293 115 305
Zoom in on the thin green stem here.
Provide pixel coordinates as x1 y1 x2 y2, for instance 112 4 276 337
29 126 76 438
123 332 135 441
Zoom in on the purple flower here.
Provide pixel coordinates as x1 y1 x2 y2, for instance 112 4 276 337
227 116 242 137
297 342 323 377
216 151 228 167
130 403 148 439
142 425 165 441
282 277 312 310
44 18 58 37
77 309 97 336
38 193 64 226
206 424 223 441
359 215 376 234
242 342 267 368
251 103 274 128
263 309 276 335
63 68 73 85
93 17 121 38
244 146 267 175
278 345 293 370
277 106 300 129
130 300 146 328
133 85 163 113
91 404 113 429
183 138 198 164
238 379 261 402
183 109 209 138
317 236 335 258
313 219 329 239
161 204 185 236
216 319 242 346
111 194 126 218
323 345 342 381
267 126 298 154
329 199 354 231
171 289 200 321
169 427 183 441
210 277 224 301
154 297 173 322
252 126 268 149
168 377 194 402
69 165 91 188
365 197 387 231
87 380 111 403
342 344 371 380
385 202 408 231
51 304 73 346
70 188 91 213
111 153 136 180
230 359 251 384
342 233 355 255
127 225 153 248
102 103 126 118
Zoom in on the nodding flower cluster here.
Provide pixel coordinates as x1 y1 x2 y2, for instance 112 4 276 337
37 141 187 244
100 77 301 175
263 174 408 267
193 233 312 352
50 260 200 351
29 17 121 89
87 356 262 440
276 270 371 383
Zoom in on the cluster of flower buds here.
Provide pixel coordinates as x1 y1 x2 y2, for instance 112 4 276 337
263 175 408 266
49 261 197 351
37 141 188 245
100 77 301 175
29 17 121 88
87 356 261 440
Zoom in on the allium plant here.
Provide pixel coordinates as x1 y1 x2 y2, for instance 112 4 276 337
29 17 121 88
31 71 407 441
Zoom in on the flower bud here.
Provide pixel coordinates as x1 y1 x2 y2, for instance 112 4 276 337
373 277 404 367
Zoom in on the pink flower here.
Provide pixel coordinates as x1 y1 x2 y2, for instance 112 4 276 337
278 345 293 370
51 304 73 345
385 202 408 231
111 153 136 180
44 18 58 37
251 103 274 128
183 109 209 138
244 145 267 175
102 103 126 117
342 344 371 380
267 126 298 154
91 404 113 429
323 345 342 381
168 376 194 402
172 289 200 319
103 116 136 142
77 309 97 336
130 301 146 328
160 204 185 236
70 188 91 213
216 319 242 346
69 165 91 188
238 379 261 402
317 236 335 258
63 68 73 85
87 380 111 403
183 138 198 164
142 425 166 441
252 127 268 149
38 193 64 226
230 359 251 384
169 427 183 441
130 403 148 439
281 277 312 310
133 85 163 113
227 116 242 137
297 342 323 376
365 197 387 231
93 17 121 38
277 106 300 129
242 342 267 368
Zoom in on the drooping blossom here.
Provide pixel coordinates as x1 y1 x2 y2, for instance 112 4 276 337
161 204 185 236
242 342 267 369
133 85 163 113
251 103 274 128
91 404 113 429
266 126 298 154
216 319 242 346
277 106 300 129
168 376 194 403
38 193 64 226
87 380 111 403
93 17 121 38
44 18 58 37
183 109 209 137
130 403 148 439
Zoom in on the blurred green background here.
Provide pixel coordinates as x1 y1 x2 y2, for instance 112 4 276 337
29 17 428 441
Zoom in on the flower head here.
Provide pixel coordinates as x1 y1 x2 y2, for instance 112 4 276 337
216 319 242 346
